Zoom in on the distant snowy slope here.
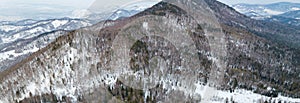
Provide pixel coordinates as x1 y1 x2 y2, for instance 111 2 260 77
279 10 300 19
233 2 300 16
0 18 92 44
0 1 160 71
0 18 92 71
107 1 158 20
233 2 300 26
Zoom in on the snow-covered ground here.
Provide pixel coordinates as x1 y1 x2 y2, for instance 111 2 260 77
194 83 300 103
233 2 300 18
107 1 158 20
0 19 92 44
0 46 39 61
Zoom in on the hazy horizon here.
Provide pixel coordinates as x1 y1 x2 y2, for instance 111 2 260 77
0 0 300 21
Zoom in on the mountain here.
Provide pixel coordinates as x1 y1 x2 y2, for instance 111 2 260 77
233 2 300 17
0 18 93 72
233 2 300 26
0 1 157 72
108 9 140 20
78 1 158 22
264 15 300 26
279 10 300 19
108 1 158 20
269 10 300 26
0 0 300 102
0 18 92 44
209 1 300 49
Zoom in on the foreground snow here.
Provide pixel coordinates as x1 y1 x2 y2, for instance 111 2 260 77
195 83 300 103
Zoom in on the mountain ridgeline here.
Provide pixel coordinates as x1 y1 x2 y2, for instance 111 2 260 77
233 2 300 29
0 0 299 102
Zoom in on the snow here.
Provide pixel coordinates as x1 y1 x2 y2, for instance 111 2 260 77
116 10 122 14
1 33 299 103
267 87 272 91
27 26 45 34
233 4 300 18
0 25 24 32
291 7 300 11
143 22 148 30
52 20 68 28
194 83 300 103
122 1 158 11
108 1 159 20
0 46 39 61
263 9 284 15
144 90 150 102
0 18 92 45
0 98 8 103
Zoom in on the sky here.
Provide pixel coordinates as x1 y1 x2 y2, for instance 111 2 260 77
217 0 300 5
0 0 300 21
0 0 95 20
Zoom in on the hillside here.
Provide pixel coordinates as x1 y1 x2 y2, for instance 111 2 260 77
0 0 299 102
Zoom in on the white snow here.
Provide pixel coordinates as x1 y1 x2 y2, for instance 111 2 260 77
194 83 300 103
116 10 122 14
267 87 272 91
143 22 148 30
0 46 39 61
263 9 284 15
52 20 68 28
0 25 24 32
144 90 150 102
122 1 158 11
1 26 47 43
27 26 44 34
26 83 37 95
291 7 300 11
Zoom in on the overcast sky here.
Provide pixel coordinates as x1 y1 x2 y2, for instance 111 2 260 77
0 0 95 20
0 0 300 21
217 0 300 5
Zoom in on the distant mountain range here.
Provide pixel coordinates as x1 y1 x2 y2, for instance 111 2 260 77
233 2 300 26
0 2 154 71
0 18 91 71
0 18 92 43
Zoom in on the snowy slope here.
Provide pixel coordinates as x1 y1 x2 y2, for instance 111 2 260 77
0 31 67 71
233 2 300 26
1 1 299 102
0 1 159 72
108 1 158 20
0 18 92 71
279 10 300 19
233 2 300 17
194 84 300 103
0 18 92 44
